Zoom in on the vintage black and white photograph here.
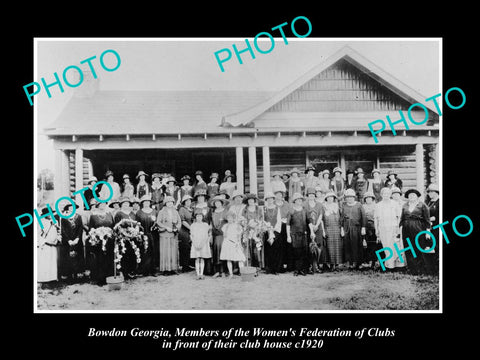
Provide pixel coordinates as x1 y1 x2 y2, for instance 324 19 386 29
34 38 441 312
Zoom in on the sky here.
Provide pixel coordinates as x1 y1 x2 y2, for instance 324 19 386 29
35 38 440 171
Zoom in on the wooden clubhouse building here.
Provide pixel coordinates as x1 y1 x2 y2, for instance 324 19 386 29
44 46 439 203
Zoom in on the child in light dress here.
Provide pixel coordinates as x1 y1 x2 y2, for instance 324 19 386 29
190 210 212 280
220 211 246 278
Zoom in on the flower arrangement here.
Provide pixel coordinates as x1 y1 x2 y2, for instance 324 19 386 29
242 219 272 250
87 226 113 252
112 218 148 271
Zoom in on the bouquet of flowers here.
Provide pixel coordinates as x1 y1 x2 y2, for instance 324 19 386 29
87 226 113 252
242 219 271 251
113 219 148 271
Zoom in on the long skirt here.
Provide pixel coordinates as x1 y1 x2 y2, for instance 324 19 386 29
178 227 191 270
213 234 224 266
364 225 381 263
58 243 85 277
279 224 294 270
159 231 179 272
138 234 155 275
324 224 343 265
264 231 282 273
88 244 115 284
402 219 432 275
38 244 58 282
292 233 308 272
343 225 363 264
249 238 265 269
311 229 327 264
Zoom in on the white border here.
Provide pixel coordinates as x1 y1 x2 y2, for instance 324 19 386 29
33 37 442 314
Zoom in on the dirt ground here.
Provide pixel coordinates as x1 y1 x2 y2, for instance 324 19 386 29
37 269 439 311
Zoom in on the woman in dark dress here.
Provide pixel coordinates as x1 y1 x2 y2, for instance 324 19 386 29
241 193 265 268
263 192 282 274
135 170 151 199
341 189 367 270
400 188 432 275
178 175 194 207
207 173 220 198
114 197 137 279
59 202 85 283
193 170 208 195
211 195 229 277
287 193 308 276
87 201 115 286
304 188 327 273
135 194 158 276
369 169 385 202
385 170 403 190
353 168 369 201
178 194 194 272
151 173 164 211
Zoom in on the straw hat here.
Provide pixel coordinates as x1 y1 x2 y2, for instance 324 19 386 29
290 168 301 176
363 191 376 201
333 167 343 174
193 189 208 200
405 188 421 198
231 189 245 199
122 174 130 180
356 168 365 174
105 170 114 178
321 169 330 176
387 170 397 177
195 170 204 177
263 191 275 201
218 188 231 199
89 198 98 207
391 186 402 195
136 170 149 179
314 186 323 193
139 194 152 204
225 211 237 220
88 176 98 184
282 172 291 178
166 176 177 184
291 193 304 202
209 172 219 179
181 194 193 204
193 209 205 217
118 196 132 206
324 191 338 200
224 173 235 181
181 175 191 182
108 199 120 208
163 195 176 204
371 168 381 175
152 173 162 181
243 193 258 203
210 195 229 207
344 189 356 198
131 197 140 205
306 187 316 196
305 166 316 174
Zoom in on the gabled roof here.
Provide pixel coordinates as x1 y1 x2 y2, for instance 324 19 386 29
222 46 439 127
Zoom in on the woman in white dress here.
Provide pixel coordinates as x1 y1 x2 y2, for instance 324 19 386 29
37 208 60 284
374 187 406 270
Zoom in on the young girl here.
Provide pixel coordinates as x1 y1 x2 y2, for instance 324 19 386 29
190 210 212 280
220 211 246 278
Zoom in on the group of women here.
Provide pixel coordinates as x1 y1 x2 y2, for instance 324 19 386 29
37 167 440 287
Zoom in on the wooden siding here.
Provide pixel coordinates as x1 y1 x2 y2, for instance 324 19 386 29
267 59 412 113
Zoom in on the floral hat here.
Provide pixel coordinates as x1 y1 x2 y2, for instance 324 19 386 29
181 175 191 182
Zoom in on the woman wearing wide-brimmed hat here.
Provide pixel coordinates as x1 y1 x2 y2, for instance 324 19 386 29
374 187 405 271
271 171 287 195
331 167 346 201
113 196 138 279
135 194 158 276
162 176 179 207
322 191 343 270
385 170 403 190
288 168 304 203
362 191 380 269
353 168 369 201
193 170 207 195
317 169 331 195
113 197 135 224
177 194 194 273
304 166 320 196
207 172 220 198
286 193 309 276
150 173 164 211
193 189 211 224
345 169 356 190
135 170 151 199
220 173 236 199
87 199 115 286
156 195 182 274
400 188 432 275
241 193 265 268
305 188 327 273
99 170 121 203
263 191 283 274
37 206 60 285
210 195 230 277
228 190 246 222
83 176 99 210
121 174 135 200
369 169 385 202
59 200 85 283
341 189 367 270
273 188 292 272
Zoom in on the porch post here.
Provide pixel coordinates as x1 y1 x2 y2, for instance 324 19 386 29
415 143 425 195
75 148 84 203
54 149 70 200
248 146 258 195
262 146 271 193
236 146 244 193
